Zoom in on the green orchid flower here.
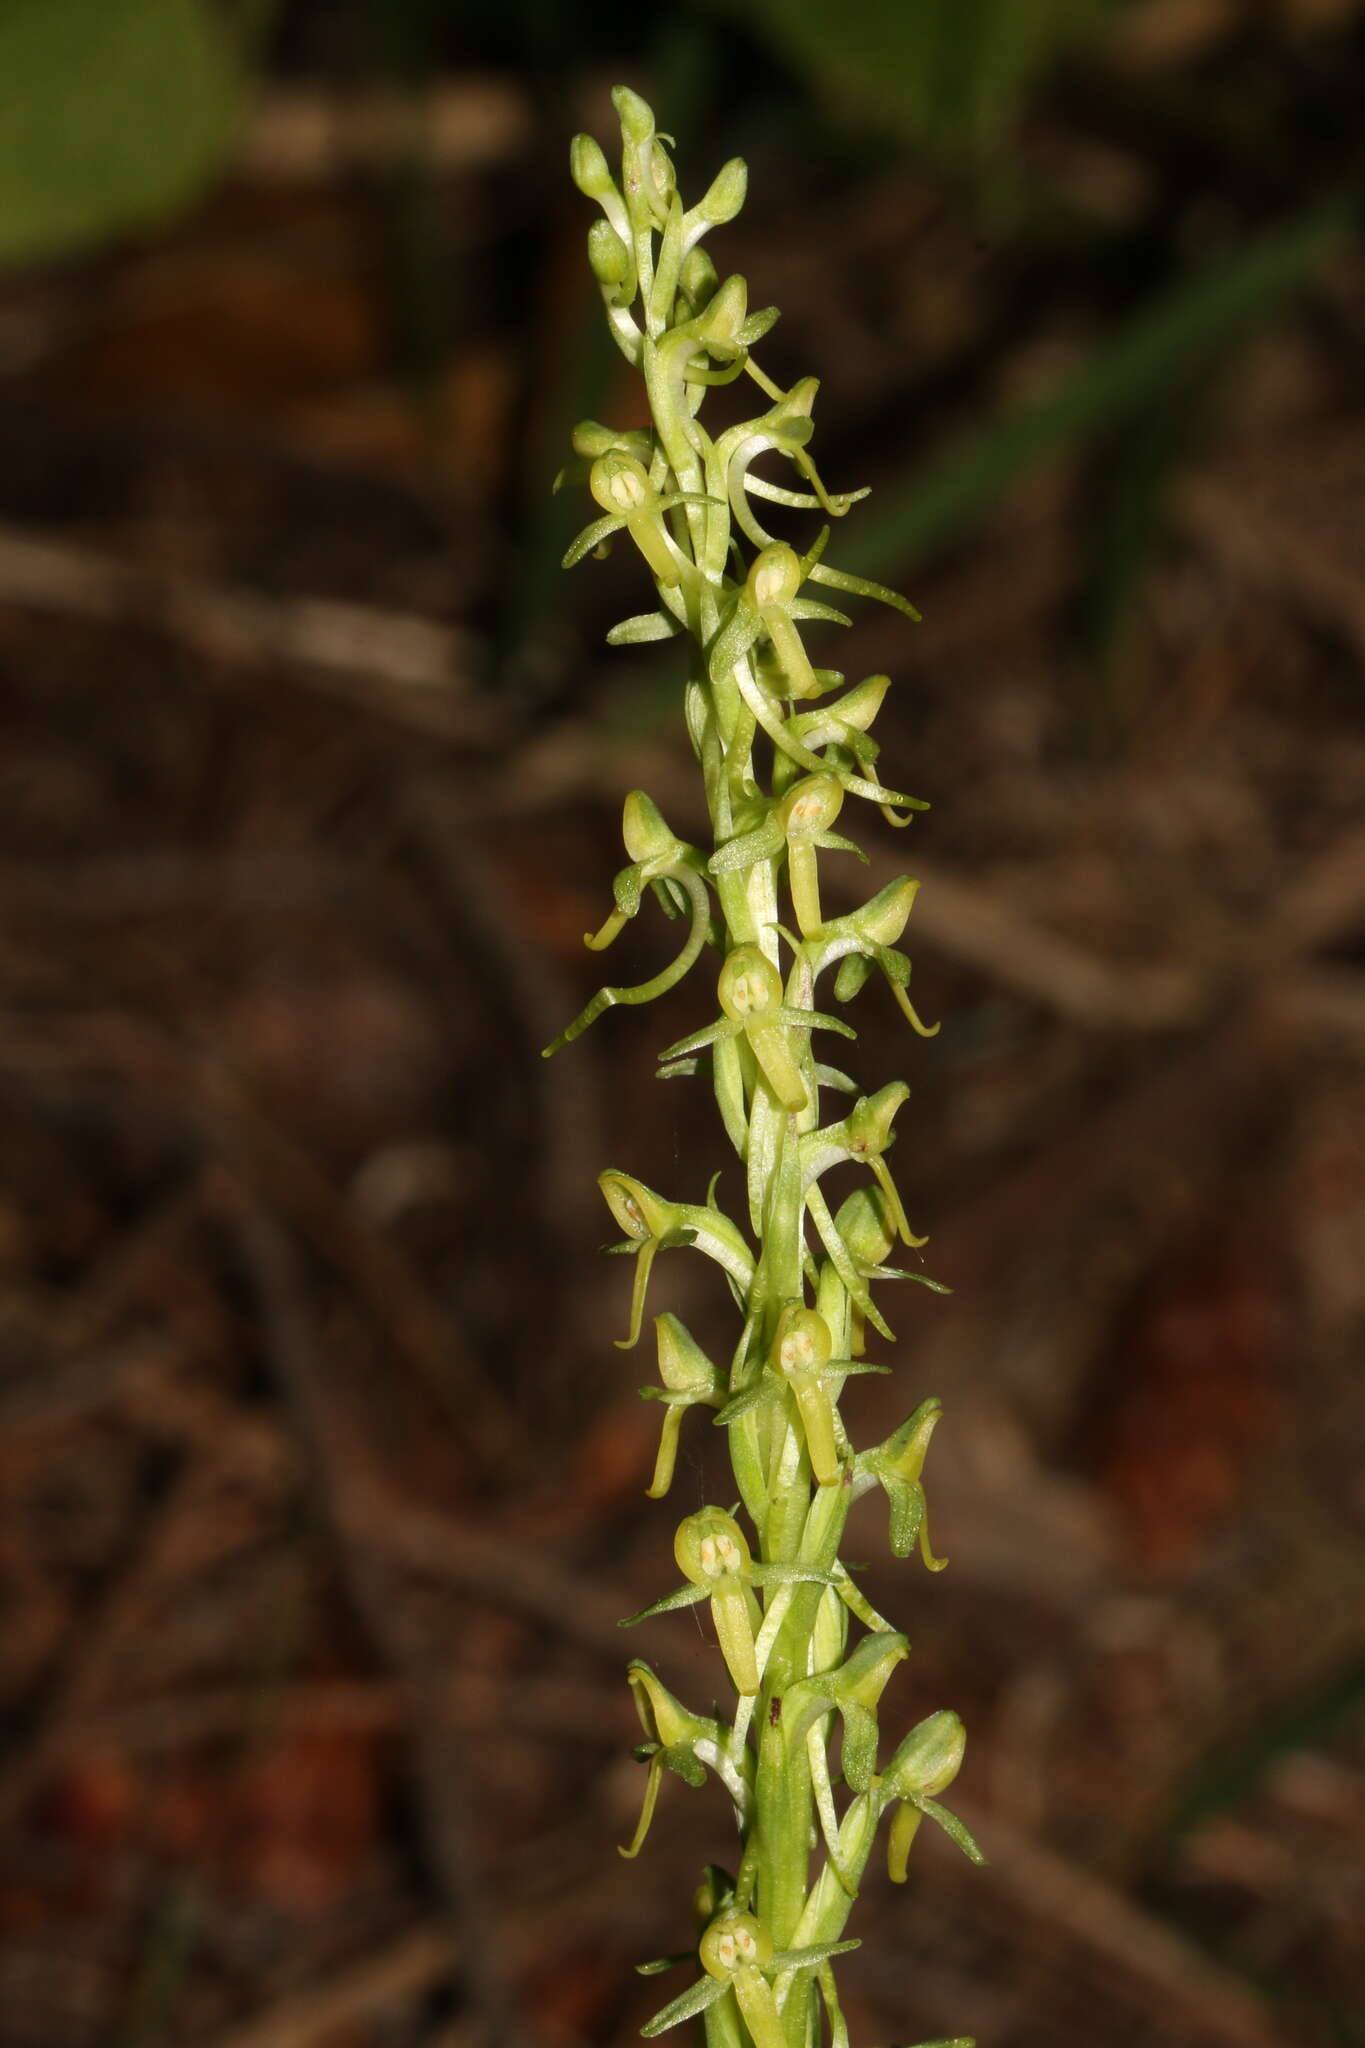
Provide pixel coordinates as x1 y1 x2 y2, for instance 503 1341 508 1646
858 1398 948 1569
598 1171 753 1349
657 944 855 1118
804 875 940 1036
877 1710 985 1881
620 1508 838 1699
638 1312 725 1498
562 450 716 595
641 1910 858 2048
620 1661 744 1860
710 773 867 938
541 792 715 1058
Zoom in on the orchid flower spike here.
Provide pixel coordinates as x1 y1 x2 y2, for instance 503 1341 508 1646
558 84 976 2047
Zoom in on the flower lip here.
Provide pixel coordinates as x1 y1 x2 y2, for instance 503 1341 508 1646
621 789 677 864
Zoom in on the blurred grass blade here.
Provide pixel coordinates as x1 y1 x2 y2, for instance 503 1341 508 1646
0 0 243 266
710 0 1114 159
1154 1651 1365 1860
858 188 1360 577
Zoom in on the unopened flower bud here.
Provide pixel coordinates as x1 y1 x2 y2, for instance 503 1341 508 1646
692 1866 735 1926
570 132 615 200
679 247 718 304
649 141 676 203
694 155 747 226
883 1709 965 1801
587 217 632 291
571 418 623 458
621 790 677 865
696 273 748 349
612 84 656 144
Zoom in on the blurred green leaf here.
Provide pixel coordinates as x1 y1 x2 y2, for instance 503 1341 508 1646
0 0 243 265
708 0 1114 158
858 187 1360 576
1155 1652 1365 1858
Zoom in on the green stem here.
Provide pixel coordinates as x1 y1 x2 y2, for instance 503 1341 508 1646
708 758 831 2043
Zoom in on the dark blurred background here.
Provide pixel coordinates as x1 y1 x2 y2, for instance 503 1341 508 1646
2 3 1364 2045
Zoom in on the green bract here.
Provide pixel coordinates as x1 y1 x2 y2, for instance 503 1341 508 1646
546 84 980 2048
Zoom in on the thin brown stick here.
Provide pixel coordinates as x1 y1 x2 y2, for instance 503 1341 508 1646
198 1065 524 1474
221 1187 515 2048
55 1669 625 1763
353 1486 636 1660
197 1922 455 2048
1179 472 1365 677
0 1442 266 1827
0 520 493 744
952 1799 1284 2048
